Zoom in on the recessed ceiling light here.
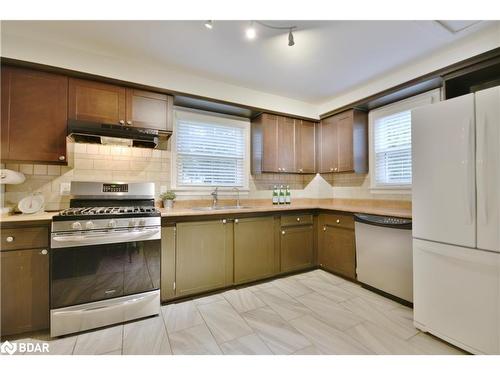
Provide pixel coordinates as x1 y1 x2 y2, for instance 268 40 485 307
204 20 213 29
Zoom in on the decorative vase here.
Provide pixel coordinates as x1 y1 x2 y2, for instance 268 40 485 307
163 199 174 209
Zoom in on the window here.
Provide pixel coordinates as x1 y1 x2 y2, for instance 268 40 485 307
369 89 441 191
172 109 250 191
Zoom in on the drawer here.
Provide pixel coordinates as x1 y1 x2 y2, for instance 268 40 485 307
281 214 313 227
320 213 354 230
1 226 49 251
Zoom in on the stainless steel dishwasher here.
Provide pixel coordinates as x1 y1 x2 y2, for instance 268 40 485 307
354 214 413 303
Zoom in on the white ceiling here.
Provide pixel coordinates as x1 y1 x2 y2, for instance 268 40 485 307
1 20 497 104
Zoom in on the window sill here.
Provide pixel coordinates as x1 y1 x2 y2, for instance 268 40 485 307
369 187 412 195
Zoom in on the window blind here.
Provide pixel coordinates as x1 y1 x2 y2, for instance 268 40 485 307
175 120 246 187
373 110 412 186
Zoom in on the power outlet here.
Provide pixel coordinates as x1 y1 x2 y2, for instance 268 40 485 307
60 182 71 195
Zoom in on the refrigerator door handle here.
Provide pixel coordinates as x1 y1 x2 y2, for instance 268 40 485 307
477 114 488 224
465 118 475 225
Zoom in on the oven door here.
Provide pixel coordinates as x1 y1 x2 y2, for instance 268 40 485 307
50 232 160 309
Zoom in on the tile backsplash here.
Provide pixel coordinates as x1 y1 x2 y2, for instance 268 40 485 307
2 141 410 212
3 141 170 211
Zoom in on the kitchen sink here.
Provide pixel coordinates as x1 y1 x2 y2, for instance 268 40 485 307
191 205 253 211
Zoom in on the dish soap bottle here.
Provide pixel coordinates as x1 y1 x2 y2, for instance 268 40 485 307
285 185 291 205
272 185 279 205
279 185 285 205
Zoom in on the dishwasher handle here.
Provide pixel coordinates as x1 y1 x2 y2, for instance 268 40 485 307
354 213 412 230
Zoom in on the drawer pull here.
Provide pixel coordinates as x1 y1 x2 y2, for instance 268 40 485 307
336 219 340 224
296 217 301 222
281 230 285 235
323 226 327 231
59 155 66 161
6 236 14 243
222 219 227 224
234 219 239 224
40 249 48 255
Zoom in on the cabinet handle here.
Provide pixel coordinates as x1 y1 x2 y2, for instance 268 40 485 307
278 168 282 172
119 120 125 125
323 226 327 231
234 219 239 224
282 168 286 172
299 168 303 173
222 219 227 224
296 217 301 222
334 167 338 172
59 155 66 161
126 120 132 125
281 230 285 235
330 167 334 172
336 219 340 224
40 249 48 255
6 236 14 242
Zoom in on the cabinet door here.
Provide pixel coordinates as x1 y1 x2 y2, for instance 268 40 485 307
336 111 354 172
126 89 173 131
319 116 338 173
175 220 233 297
160 226 176 301
68 78 126 124
1 67 68 163
295 120 316 173
319 217 356 279
234 217 277 284
261 114 279 172
277 116 295 173
1 248 49 336
281 225 314 272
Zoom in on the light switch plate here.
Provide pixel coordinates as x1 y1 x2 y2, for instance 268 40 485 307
60 182 71 195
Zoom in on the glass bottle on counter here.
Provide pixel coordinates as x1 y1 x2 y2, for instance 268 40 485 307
278 185 285 204
272 185 279 205
285 185 291 204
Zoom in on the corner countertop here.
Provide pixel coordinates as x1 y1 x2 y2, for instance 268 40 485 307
0 198 411 225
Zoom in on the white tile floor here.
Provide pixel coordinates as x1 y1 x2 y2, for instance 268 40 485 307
4 270 465 355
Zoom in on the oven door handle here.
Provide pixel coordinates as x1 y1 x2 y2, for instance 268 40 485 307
52 228 160 244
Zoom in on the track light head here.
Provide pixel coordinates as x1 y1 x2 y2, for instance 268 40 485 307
288 30 295 47
204 20 213 29
246 22 256 40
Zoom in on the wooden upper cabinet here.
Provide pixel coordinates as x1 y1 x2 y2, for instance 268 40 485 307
277 116 295 173
126 89 173 131
252 113 316 174
68 78 126 124
318 109 368 174
1 66 68 164
295 120 316 173
318 115 338 173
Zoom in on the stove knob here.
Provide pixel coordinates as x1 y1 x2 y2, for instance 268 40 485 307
108 219 117 228
138 219 146 227
85 221 95 230
129 219 138 227
72 222 82 230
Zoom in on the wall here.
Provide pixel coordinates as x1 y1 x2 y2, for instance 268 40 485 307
2 141 331 211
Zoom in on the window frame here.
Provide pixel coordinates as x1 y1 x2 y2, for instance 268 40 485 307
369 88 441 193
171 108 251 195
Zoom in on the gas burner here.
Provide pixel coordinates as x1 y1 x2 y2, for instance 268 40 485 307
59 206 160 217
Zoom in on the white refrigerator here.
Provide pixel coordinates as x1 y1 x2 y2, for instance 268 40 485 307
412 86 500 355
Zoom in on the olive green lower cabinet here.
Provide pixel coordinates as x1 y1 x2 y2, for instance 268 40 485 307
174 219 234 297
280 215 315 273
318 213 357 280
233 216 279 284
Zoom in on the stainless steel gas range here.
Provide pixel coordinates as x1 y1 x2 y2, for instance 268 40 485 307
50 181 161 337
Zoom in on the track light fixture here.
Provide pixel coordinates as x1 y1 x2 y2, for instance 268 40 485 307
202 21 297 47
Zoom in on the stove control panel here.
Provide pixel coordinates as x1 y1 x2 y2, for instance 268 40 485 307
102 183 128 193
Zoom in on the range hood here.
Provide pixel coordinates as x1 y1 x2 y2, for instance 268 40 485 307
68 120 171 149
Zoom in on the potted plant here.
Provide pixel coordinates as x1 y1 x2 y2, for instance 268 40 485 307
160 191 176 209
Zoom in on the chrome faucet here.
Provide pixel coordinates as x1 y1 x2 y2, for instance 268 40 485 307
211 187 219 208
233 187 240 208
